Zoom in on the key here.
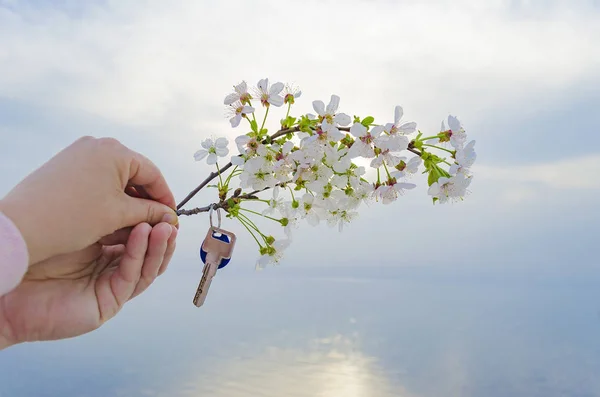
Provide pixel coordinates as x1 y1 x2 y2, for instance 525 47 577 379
193 227 236 307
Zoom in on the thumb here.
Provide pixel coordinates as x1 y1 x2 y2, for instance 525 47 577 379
122 196 179 228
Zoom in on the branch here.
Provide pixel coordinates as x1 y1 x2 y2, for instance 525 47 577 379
176 126 301 210
176 184 282 216
175 123 422 214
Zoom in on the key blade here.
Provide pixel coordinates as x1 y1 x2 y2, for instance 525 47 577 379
193 261 218 307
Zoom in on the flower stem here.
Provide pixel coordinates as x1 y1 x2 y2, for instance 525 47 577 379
383 163 392 180
236 215 263 248
422 144 454 154
260 106 270 132
215 162 224 187
238 213 270 243
287 185 296 202
417 135 441 142
224 166 239 186
240 207 281 223
285 103 291 119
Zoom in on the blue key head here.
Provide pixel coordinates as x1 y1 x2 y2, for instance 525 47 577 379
200 230 232 269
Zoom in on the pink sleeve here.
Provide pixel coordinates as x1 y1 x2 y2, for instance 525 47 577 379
0 211 28 296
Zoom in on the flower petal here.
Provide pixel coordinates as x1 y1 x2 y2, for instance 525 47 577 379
235 81 247 93
394 106 403 125
270 82 284 95
257 78 268 92
269 95 284 107
206 153 218 165
215 147 229 157
224 93 240 105
312 100 326 116
326 95 340 115
194 149 208 161
350 122 367 138
398 122 417 135
448 115 461 132
334 113 351 126
201 138 214 150
231 156 245 166
370 125 384 138
428 183 440 196
215 137 229 148
230 114 242 128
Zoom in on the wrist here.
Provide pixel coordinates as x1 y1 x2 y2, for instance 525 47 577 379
0 298 15 350
0 198 41 266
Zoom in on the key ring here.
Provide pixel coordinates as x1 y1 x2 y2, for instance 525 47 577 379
208 204 221 230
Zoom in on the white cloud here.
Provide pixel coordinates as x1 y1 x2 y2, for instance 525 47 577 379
0 0 598 137
476 154 600 190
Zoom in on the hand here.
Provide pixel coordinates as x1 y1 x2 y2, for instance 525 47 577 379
0 137 180 347
0 222 176 344
0 136 179 265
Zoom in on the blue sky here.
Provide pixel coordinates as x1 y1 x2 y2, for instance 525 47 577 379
0 0 598 272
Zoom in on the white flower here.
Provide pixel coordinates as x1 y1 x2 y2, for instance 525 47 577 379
239 157 277 190
256 78 284 107
256 239 291 269
235 135 267 157
384 106 417 136
283 216 299 238
283 84 302 104
263 187 285 217
194 137 229 165
312 95 351 126
393 156 422 179
450 139 477 176
427 174 472 203
300 193 325 226
371 134 409 168
228 101 255 128
348 123 383 158
374 181 416 204
224 81 251 105
326 209 358 232
441 115 467 149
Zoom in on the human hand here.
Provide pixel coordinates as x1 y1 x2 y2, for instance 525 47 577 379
1 221 176 345
0 137 179 347
0 136 178 265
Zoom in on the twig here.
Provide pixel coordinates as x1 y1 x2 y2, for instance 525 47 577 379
175 123 422 215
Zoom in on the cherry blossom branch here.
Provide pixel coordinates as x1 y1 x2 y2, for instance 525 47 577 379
175 124 422 216
176 126 301 212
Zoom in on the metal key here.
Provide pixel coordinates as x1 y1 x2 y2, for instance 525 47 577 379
193 227 236 307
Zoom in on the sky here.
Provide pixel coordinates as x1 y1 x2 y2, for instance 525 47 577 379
0 0 598 273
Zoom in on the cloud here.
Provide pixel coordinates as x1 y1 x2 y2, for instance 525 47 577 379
0 0 597 270
477 154 600 190
0 0 598 135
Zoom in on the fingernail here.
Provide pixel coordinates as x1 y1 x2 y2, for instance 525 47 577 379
162 212 179 226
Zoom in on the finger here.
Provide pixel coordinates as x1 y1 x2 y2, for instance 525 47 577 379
125 185 141 198
125 150 177 210
98 227 133 246
105 223 151 308
158 225 178 276
121 195 179 228
130 222 172 299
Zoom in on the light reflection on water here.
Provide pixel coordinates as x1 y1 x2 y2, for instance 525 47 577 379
1 266 600 397
166 334 405 397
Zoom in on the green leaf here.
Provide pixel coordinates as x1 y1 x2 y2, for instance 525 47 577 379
428 170 439 186
361 116 374 127
250 120 258 133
